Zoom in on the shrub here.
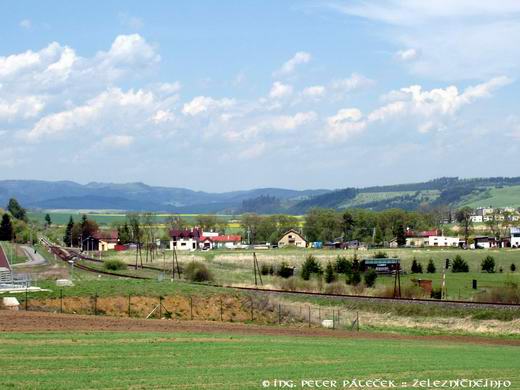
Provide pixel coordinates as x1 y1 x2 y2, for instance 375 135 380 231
301 255 322 280
364 269 378 288
426 258 436 274
104 259 127 271
477 284 520 304
452 255 469 273
269 264 275 275
373 251 388 258
334 255 352 275
481 255 495 273
278 277 319 292
184 261 214 282
511 263 516 272
430 288 442 299
348 270 362 286
411 258 423 274
260 264 270 276
324 261 336 283
276 262 294 278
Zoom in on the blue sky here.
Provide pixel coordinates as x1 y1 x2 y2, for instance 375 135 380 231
1 1 519 192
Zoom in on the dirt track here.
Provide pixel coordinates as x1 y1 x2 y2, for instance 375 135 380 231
1 310 519 347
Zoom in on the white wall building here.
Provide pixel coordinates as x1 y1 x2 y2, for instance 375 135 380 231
511 227 520 248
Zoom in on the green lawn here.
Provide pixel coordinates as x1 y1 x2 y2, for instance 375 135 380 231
0 331 518 389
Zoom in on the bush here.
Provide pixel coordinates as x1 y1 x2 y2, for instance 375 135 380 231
452 255 469 273
301 255 322 280
477 284 520 304
481 255 495 273
348 270 362 286
426 258 436 274
334 255 352 275
104 259 127 271
260 264 270 276
324 282 348 295
324 261 336 283
373 251 388 258
430 288 442 299
364 269 378 288
184 261 214 282
511 263 516 272
276 262 294 278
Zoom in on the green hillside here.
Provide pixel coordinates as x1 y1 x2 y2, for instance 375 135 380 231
459 185 520 208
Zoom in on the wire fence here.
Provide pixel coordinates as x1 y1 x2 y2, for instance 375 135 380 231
14 290 360 331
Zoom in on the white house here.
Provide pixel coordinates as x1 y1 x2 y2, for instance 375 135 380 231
278 229 306 248
511 227 520 248
470 215 483 223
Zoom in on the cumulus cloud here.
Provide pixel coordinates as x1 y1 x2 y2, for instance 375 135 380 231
0 96 45 122
26 88 155 141
238 142 266 159
325 108 366 141
269 81 293 99
274 51 311 76
182 96 235 116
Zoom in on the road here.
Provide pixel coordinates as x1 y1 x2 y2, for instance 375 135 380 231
11 245 47 267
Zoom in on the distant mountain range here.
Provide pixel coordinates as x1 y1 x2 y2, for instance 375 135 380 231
1 177 520 214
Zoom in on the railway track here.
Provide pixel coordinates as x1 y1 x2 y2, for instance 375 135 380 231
39 238 520 309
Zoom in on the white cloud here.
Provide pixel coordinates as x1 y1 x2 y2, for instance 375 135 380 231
395 48 419 62
274 51 311 76
19 19 32 30
118 13 144 30
270 111 317 130
0 96 45 121
302 85 326 98
325 108 366 141
152 109 174 124
368 76 513 131
331 73 374 93
26 88 155 141
182 96 235 116
269 81 293 99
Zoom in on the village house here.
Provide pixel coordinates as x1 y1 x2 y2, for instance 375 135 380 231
210 235 242 249
169 227 203 251
405 228 463 248
83 230 119 251
278 229 306 248
510 227 520 248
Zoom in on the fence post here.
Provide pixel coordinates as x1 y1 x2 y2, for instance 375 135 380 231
318 307 321 323
25 288 28 311
308 306 311 328
190 296 193 320
60 289 63 313
332 310 335 330
357 311 359 331
128 294 131 317
278 304 281 325
220 299 223 321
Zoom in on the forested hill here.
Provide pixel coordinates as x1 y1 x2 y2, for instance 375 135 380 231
288 177 520 213
1 177 520 214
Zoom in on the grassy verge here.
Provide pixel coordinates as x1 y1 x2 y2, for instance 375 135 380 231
0 241 28 265
0 331 518 389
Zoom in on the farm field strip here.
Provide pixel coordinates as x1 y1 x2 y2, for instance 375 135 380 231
0 311 519 390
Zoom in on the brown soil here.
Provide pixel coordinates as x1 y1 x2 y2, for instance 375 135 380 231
1 310 519 347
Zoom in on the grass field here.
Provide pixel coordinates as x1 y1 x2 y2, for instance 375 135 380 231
0 331 518 389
